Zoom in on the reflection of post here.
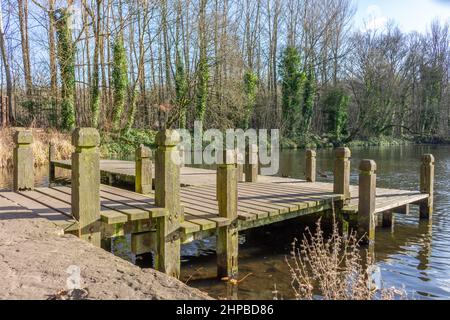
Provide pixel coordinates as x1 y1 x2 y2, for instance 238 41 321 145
358 159 376 244
419 154 435 220
417 220 433 272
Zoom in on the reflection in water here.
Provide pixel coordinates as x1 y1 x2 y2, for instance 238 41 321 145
0 145 449 299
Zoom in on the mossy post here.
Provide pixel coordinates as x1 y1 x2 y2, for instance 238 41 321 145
135 144 152 194
72 128 101 247
236 148 244 182
13 130 34 191
155 130 182 278
358 160 377 244
244 143 258 182
334 147 351 203
217 149 238 279
305 149 316 182
49 143 56 182
419 154 435 220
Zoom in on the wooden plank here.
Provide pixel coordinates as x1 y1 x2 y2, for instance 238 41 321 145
180 221 202 234
0 191 78 231
53 186 166 220
180 189 269 220
0 195 33 216
181 187 274 218
194 185 292 214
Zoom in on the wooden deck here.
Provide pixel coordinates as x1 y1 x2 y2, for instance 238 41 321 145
0 178 428 243
5 128 434 280
51 159 300 187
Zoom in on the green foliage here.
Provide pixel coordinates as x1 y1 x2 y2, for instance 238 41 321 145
175 50 189 129
124 88 138 133
279 46 306 138
322 87 349 144
196 50 209 124
112 35 128 130
100 129 157 160
54 8 76 131
243 70 258 129
301 66 316 137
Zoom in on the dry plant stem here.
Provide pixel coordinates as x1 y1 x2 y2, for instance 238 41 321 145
286 210 406 300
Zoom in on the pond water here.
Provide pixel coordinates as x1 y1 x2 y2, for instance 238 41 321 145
1 145 449 300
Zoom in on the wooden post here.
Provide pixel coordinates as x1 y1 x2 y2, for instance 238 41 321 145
358 159 377 244
382 210 394 228
49 143 56 182
217 149 238 279
135 144 152 194
72 128 101 247
179 144 185 168
154 130 182 278
305 149 316 182
419 154 434 220
236 148 244 182
334 147 351 202
244 143 258 182
13 130 34 191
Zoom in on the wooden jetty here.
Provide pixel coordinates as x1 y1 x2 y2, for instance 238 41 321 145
0 128 434 280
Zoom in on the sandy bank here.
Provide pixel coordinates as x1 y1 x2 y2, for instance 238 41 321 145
0 212 210 300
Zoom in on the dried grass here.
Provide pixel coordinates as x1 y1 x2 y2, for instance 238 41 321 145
0 127 73 168
286 213 406 300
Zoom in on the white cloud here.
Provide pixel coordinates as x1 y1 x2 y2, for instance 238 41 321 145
362 4 388 31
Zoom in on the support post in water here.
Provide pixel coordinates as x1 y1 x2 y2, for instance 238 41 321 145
217 149 238 279
358 159 377 244
49 143 56 182
72 128 101 247
305 149 316 182
419 154 435 220
155 130 182 278
135 144 152 194
244 143 258 182
13 130 34 191
334 147 351 203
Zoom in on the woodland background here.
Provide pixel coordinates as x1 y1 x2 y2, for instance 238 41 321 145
0 0 449 147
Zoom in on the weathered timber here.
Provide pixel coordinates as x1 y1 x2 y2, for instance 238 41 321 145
71 128 101 247
216 149 239 279
13 130 34 191
419 154 435 220
236 148 245 182
135 144 152 194
381 210 394 228
49 143 56 182
154 130 182 278
305 149 316 182
244 143 258 182
333 147 351 203
357 160 377 244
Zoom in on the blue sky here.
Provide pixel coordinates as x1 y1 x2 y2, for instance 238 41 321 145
353 0 450 32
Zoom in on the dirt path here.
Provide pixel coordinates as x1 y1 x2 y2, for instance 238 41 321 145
0 212 210 300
